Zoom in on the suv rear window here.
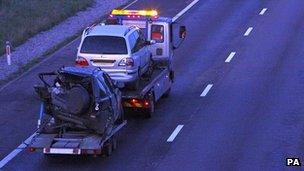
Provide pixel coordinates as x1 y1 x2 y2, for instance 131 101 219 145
80 36 127 54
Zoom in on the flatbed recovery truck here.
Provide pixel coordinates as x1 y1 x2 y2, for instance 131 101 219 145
108 10 186 118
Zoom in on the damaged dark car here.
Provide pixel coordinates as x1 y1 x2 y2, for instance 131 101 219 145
34 67 124 137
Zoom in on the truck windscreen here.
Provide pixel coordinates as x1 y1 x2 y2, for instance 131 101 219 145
80 36 127 54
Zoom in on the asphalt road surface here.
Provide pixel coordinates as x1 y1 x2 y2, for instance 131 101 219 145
1 0 304 170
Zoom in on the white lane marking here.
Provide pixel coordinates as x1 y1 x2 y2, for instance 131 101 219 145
244 27 253 36
167 125 184 142
122 0 138 10
259 8 267 15
172 0 200 22
225 52 236 63
200 84 213 97
0 133 36 169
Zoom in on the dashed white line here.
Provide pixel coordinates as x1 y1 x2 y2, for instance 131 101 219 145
200 84 213 97
167 125 184 142
0 133 37 169
244 27 253 36
259 8 267 15
225 52 236 63
172 0 200 22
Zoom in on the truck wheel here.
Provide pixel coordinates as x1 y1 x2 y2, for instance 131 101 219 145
144 93 155 118
162 88 171 98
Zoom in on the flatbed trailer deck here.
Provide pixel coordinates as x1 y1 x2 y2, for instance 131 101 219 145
29 121 127 156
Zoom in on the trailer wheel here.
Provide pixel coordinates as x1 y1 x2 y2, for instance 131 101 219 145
105 140 113 156
144 93 155 118
112 136 118 151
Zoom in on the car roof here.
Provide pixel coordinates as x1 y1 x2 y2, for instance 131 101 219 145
61 67 104 77
87 25 133 37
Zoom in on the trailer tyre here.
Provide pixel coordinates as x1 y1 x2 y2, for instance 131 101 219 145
112 136 118 151
105 140 113 156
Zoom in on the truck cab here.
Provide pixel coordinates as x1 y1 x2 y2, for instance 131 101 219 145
108 10 187 67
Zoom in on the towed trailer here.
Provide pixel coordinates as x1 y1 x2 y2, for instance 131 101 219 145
29 118 126 156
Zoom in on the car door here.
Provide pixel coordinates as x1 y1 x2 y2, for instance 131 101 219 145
101 73 120 118
132 30 149 71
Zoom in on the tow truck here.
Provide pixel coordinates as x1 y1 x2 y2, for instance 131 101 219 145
105 9 186 118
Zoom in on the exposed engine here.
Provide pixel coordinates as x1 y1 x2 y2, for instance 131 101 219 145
35 71 116 136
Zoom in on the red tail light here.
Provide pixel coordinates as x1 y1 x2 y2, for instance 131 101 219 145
76 57 89 66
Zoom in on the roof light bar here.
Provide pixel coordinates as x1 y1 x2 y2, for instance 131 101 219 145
111 9 158 17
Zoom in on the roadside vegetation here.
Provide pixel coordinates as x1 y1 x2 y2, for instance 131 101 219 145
0 0 93 55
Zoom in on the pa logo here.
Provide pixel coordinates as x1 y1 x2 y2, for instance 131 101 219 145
286 158 301 166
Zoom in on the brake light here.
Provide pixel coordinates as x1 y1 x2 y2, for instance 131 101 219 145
76 57 89 66
119 58 134 67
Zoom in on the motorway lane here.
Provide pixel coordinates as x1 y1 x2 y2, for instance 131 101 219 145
157 0 304 170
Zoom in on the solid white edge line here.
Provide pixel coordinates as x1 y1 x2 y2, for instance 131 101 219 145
259 8 267 15
244 27 253 36
167 125 184 142
172 0 200 22
0 133 37 169
200 84 213 97
225 52 236 63
0 1 142 167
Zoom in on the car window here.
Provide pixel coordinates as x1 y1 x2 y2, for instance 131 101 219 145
134 30 146 52
151 25 164 43
80 36 127 54
129 33 137 53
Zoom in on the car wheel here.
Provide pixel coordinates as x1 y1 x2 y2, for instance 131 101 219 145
127 69 140 90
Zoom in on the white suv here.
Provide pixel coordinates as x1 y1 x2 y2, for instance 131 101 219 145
76 25 152 89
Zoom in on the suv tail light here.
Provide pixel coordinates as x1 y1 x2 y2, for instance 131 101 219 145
119 58 134 67
76 57 89 66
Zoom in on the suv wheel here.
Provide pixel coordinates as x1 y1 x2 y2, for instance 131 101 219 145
127 69 140 90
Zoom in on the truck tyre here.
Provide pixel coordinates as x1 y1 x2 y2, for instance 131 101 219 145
162 87 171 98
144 93 155 118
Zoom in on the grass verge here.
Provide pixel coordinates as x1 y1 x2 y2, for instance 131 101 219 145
0 0 93 55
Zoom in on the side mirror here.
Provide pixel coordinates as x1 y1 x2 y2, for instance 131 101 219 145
146 40 156 45
150 40 156 45
179 26 187 39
